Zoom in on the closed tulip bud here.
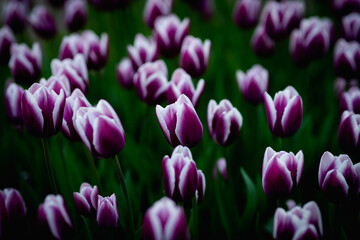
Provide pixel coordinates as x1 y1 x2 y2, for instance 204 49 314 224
162 146 198 204
1 188 26 221
4 81 24 126
64 0 87 32
338 110 360 154
318 151 360 202
180 35 211 78
274 201 323 240
196 170 205 204
262 147 304 198
207 99 243 146
9 43 42 84
143 0 173 28
38 195 73 240
73 183 98 217
236 64 269 104
212 158 228 180
74 99 125 158
167 68 205 107
59 33 88 61
82 31 109 70
96 194 119 228
342 13 360 42
142 197 189 240
334 39 360 80
264 86 303 138
21 83 65 138
62 89 91 141
51 54 89 94
133 60 169 105
340 86 360 113
29 6 57 39
251 25 275 57
2 1 27 33
40 76 71 97
0 26 16 65
127 33 158 70
233 0 261 29
333 0 360 16
156 94 203 148
116 57 135 88
154 14 190 57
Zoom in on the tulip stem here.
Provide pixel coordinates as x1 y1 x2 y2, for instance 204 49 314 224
84 146 102 192
41 138 58 194
192 196 199 240
81 216 93 240
113 155 135 240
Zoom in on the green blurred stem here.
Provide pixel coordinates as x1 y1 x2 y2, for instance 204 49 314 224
84 146 102 192
192 196 199 240
113 155 135 240
41 138 58 194
81 216 93 240
57 136 72 191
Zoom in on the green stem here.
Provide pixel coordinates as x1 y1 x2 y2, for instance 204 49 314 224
41 138 58 194
192 196 199 240
81 216 93 240
113 155 135 240
57 136 72 191
84 146 102 192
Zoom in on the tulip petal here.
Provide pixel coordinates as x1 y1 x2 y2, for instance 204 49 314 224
73 192 91 216
322 169 349 200
303 201 323 235
178 160 198 201
264 92 276 132
281 95 303 137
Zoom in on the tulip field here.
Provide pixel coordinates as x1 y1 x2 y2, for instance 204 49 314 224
1 0 360 239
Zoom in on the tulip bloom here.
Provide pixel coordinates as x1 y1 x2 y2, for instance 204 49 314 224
0 188 27 221
29 6 57 39
340 87 360 114
96 194 119 228
116 57 135 89
207 99 243 146
0 26 16 65
39 75 71 97
38 195 73 240
143 0 173 28
21 83 66 138
74 99 125 158
59 33 88 61
82 31 109 70
233 0 261 29
236 64 269 104
338 111 360 154
251 25 275 57
262 147 304 198
333 0 360 16
341 13 360 41
212 158 228 180
264 86 303 138
73 183 98 217
4 81 24 126
2 1 27 33
64 0 87 32
334 39 360 80
196 170 206 204
318 151 360 202
274 201 323 240
142 197 189 240
127 33 158 70
156 94 203 148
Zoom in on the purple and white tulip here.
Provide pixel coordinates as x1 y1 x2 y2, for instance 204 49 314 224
74 99 125 158
64 0 87 32
0 26 16 65
236 64 269 104
96 194 119 228
29 5 57 39
342 13 360 42
162 146 198 204
338 110 360 154
9 43 42 84
167 68 205 107
73 183 98 217
59 33 88 61
233 0 261 29
116 57 135 88
127 33 158 70
4 81 24 126
39 75 71 97
251 25 275 57
38 195 73 240
82 30 109 70
212 158 228 180
156 94 203 148
180 35 211 78
142 197 189 240
264 86 303 138
196 170 206 205
143 0 173 28
0 188 26 221
274 201 323 240
2 1 27 33
133 60 169 105
207 99 243 146
21 83 66 138
262 147 304 198
318 151 360 202
340 86 360 114
154 14 190 57
334 39 360 80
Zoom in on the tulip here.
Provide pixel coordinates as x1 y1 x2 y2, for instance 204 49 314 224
142 197 189 240
127 33 158 70
167 68 205 107
251 25 275 57
96 194 119 228
0 26 16 65
2 1 27 33
64 0 87 32
39 75 71 97
4 81 24 126
116 57 135 88
89 0 128 11
334 39 360 80
212 158 228 180
318 151 360 202
82 30 109 70
333 0 360 16
156 94 203 148
38 195 73 240
143 0 173 28
9 43 42 84
29 6 57 39
51 54 89 94
207 99 243 146
154 14 190 57
264 86 303 138
274 201 323 240
262 146 304 198
196 170 206 204
341 13 360 42
236 64 269 104
73 183 98 217
338 110 360 154
59 33 88 61
21 83 65 138
180 35 211 78
340 86 360 114
233 0 261 29
74 99 125 158
0 188 27 221
62 89 91 141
